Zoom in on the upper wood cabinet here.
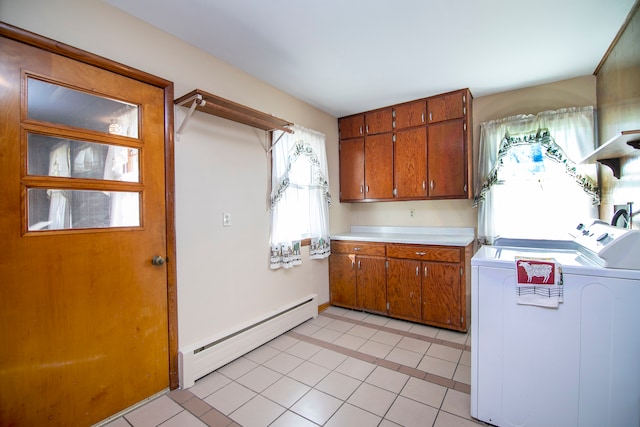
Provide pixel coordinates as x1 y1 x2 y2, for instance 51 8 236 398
427 90 467 123
338 88 473 202
394 127 427 198
364 133 394 200
395 99 427 130
365 107 393 135
339 114 365 139
428 119 468 198
339 138 365 200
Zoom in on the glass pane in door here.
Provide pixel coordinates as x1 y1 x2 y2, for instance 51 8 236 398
27 77 139 138
27 188 141 231
27 133 140 182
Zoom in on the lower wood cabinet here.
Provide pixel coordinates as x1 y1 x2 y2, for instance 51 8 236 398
330 240 472 332
329 241 387 315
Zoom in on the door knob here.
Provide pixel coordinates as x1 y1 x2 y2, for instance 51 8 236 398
151 256 166 266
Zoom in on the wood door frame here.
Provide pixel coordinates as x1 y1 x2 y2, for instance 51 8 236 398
0 22 179 390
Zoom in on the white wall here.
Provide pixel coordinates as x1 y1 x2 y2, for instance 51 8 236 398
1 0 351 349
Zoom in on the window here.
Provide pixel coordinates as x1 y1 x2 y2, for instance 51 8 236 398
269 125 331 269
24 77 142 232
475 107 599 243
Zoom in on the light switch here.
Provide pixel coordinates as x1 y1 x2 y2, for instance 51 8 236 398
223 212 231 227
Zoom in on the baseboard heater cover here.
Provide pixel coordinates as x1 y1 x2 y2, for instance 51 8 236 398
178 294 318 389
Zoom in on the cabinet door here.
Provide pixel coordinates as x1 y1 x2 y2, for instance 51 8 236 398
339 138 365 201
356 256 387 314
394 127 427 198
365 108 393 135
329 253 357 308
427 91 465 123
364 133 394 199
422 262 461 327
339 114 365 139
427 120 466 198
387 258 422 321
395 100 426 130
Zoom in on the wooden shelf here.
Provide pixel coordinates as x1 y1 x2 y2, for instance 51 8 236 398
579 129 640 178
174 89 293 134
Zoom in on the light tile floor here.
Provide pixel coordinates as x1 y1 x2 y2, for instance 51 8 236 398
104 306 487 427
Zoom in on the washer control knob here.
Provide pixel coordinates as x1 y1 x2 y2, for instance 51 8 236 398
596 233 609 242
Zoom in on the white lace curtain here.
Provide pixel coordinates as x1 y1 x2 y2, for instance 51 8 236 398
474 106 599 244
270 124 331 269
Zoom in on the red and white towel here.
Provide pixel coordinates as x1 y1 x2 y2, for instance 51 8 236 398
515 257 563 308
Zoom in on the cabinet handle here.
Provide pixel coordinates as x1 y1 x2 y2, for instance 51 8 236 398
422 181 426 190
358 260 361 270
366 185 369 193
366 124 369 133
359 126 363 135
415 251 426 256
360 185 363 193
429 112 433 122
421 112 425 123
353 247 361 251
416 266 419 276
424 266 428 276
430 180 434 190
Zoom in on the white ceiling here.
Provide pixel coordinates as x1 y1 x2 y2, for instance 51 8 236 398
105 0 635 118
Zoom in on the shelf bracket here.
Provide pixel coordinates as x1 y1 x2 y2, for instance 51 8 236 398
598 158 622 179
176 94 204 134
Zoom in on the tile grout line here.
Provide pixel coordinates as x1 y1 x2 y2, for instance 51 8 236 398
320 310 471 352
287 312 471 394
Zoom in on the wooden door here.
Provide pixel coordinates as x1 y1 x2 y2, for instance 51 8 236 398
422 262 461 327
427 91 465 123
395 100 426 130
339 138 365 201
0 35 171 426
338 114 364 139
427 120 466 198
364 133 394 199
329 253 357 308
394 127 427 198
356 256 387 314
365 108 393 135
387 258 422 321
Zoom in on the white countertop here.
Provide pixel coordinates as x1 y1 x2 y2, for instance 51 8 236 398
331 226 476 247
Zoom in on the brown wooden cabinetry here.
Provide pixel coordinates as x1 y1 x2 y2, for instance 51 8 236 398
365 108 393 135
339 138 365 201
427 90 466 123
394 127 427 198
364 133 394 199
338 88 473 202
329 241 387 315
395 99 427 130
329 240 472 332
339 114 365 139
428 120 467 198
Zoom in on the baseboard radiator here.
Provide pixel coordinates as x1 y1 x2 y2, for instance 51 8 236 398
179 294 318 389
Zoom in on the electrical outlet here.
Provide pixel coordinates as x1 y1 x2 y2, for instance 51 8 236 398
410 209 415 218
223 212 231 227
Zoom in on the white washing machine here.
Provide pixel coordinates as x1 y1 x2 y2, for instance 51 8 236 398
471 221 640 427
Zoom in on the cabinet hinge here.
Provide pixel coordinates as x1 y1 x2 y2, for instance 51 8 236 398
463 184 467 192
